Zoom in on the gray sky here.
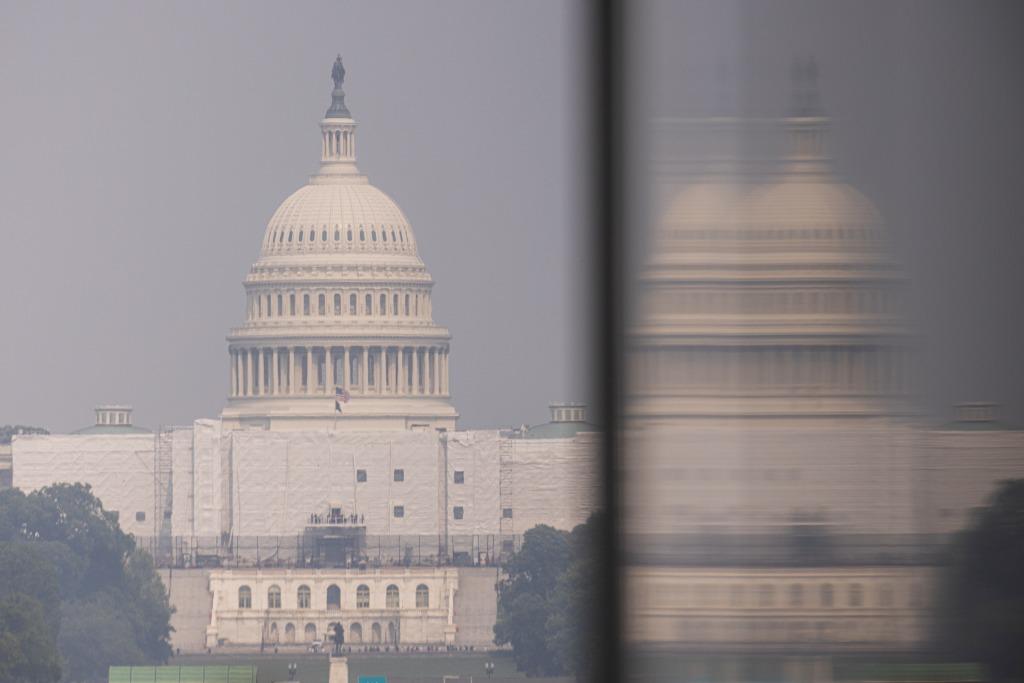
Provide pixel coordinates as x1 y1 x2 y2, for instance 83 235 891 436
631 0 1024 425
0 1 587 432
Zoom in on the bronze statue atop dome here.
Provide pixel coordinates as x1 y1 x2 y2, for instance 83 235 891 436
331 55 345 89
325 55 351 118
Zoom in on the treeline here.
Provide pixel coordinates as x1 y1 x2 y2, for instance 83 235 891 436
0 484 173 683
494 512 602 679
0 424 48 445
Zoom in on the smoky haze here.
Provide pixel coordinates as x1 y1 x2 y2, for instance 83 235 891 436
629 0 1024 425
0 1 588 433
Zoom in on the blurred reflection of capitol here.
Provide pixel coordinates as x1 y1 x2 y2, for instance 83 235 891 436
624 62 1024 660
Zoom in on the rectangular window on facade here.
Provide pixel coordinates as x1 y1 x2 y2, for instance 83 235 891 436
356 469 367 483
502 508 513 519
393 505 404 518
135 511 146 522
453 470 465 484
453 506 464 520
393 469 404 482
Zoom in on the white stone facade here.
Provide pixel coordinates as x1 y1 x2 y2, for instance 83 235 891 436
626 566 934 652
205 567 459 648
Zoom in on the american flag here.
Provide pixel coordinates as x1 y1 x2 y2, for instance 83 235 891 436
335 386 350 413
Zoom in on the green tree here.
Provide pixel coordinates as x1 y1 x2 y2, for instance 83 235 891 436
936 479 1024 682
547 512 602 680
494 524 571 676
0 593 62 683
0 425 49 445
0 484 173 681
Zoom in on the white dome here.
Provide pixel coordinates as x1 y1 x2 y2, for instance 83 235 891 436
747 179 882 230
260 180 419 257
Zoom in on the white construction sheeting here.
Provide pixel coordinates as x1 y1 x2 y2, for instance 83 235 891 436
12 433 158 538
11 421 601 542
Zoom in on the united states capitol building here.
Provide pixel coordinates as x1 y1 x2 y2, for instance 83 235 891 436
7 57 1024 665
623 62 1024 672
9 58 598 652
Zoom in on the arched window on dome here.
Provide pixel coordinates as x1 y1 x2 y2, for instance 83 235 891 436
279 231 285 243
303 294 310 316
318 294 325 316
322 229 327 242
266 294 272 318
277 294 283 317
380 294 386 316
371 229 377 242
289 294 296 316
404 294 410 316
309 229 315 242
393 294 399 316
391 229 397 242
359 229 365 241
349 293 357 315
334 228 340 241
334 294 341 315
257 296 262 318
288 230 293 242
398 230 404 242
298 230 303 242
347 229 353 241
365 294 372 316
382 230 388 242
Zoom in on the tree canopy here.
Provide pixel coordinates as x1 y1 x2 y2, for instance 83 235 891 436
936 479 1024 682
494 514 602 679
0 425 48 445
0 483 173 682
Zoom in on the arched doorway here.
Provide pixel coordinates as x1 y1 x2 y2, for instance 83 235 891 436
371 622 382 643
285 623 295 643
350 622 363 643
304 623 317 642
387 621 398 644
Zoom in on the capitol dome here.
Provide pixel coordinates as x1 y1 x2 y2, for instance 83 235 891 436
222 57 458 431
632 65 913 420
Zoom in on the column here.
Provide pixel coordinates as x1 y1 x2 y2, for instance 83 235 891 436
271 348 279 395
245 349 253 397
378 347 385 394
441 348 448 396
326 346 334 391
432 348 440 395
343 346 350 392
361 347 368 394
412 347 420 395
253 349 262 396
398 347 405 395
305 347 313 394
229 351 236 397
289 347 296 395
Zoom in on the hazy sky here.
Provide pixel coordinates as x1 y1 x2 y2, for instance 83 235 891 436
630 0 1024 424
0 1 587 432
